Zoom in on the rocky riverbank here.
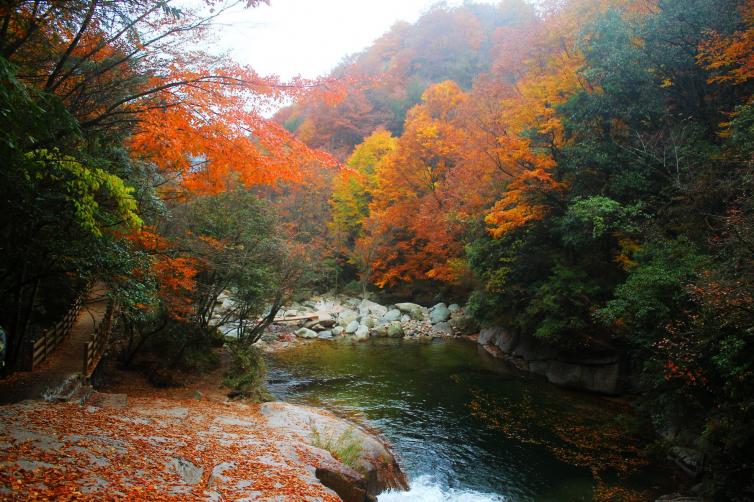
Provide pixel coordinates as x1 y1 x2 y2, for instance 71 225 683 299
256 295 477 350
474 326 623 395
0 391 406 501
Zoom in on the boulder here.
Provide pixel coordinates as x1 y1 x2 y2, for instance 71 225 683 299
400 314 411 323
316 466 375 502
295 328 318 339
477 326 501 345
394 302 425 320
338 310 359 327
449 316 478 336
345 320 360 334
448 304 461 313
476 326 621 394
370 324 389 337
359 299 388 317
381 309 402 322
317 315 336 328
353 325 370 340
431 322 453 337
332 326 344 336
318 331 333 340
386 322 404 338
260 402 408 497
429 304 450 324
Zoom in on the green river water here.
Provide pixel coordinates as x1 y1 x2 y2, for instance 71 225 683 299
266 337 665 501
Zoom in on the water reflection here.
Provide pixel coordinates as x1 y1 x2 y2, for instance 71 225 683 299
266 338 659 501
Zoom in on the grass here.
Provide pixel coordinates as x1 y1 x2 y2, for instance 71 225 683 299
309 420 363 469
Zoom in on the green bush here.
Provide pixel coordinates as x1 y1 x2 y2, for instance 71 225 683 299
223 345 271 402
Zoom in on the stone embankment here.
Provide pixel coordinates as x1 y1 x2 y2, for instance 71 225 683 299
475 326 622 394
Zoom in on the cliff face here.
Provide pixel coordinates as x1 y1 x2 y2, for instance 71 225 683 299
476 326 622 395
0 393 405 501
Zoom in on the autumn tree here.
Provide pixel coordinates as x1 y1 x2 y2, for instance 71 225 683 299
365 81 469 287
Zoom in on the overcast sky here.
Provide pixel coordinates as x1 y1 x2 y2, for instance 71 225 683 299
207 0 499 80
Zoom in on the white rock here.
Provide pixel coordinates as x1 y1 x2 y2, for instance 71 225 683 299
353 325 370 340
359 299 387 316
295 328 318 339
345 320 360 334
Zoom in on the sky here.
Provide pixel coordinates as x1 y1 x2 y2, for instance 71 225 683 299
208 0 499 81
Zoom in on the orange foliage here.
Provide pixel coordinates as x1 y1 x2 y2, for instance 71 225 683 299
367 81 469 286
127 59 339 193
485 169 565 238
698 0 754 86
125 227 198 320
153 257 198 321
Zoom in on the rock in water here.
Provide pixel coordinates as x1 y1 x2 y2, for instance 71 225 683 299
353 325 370 340
260 401 408 497
431 322 453 337
370 324 389 337
318 331 333 339
345 320 360 334
295 328 318 339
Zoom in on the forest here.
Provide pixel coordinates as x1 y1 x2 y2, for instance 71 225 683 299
1 0 753 500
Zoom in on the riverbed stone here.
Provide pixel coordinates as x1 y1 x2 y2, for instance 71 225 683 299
359 299 387 316
449 316 477 336
431 322 453 337
295 328 318 339
370 324 389 337
382 309 402 322
429 304 450 324
318 331 333 339
394 302 425 320
338 310 359 326
345 320 360 334
448 304 461 313
332 326 344 336
353 325 370 340
316 315 336 328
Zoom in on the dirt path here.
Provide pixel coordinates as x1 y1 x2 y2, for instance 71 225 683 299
0 283 109 404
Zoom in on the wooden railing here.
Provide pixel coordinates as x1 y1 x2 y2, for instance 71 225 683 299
27 291 86 370
82 301 115 379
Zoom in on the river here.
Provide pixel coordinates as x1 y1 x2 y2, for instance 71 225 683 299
266 337 663 501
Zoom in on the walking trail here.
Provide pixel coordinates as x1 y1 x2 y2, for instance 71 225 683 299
0 283 108 404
